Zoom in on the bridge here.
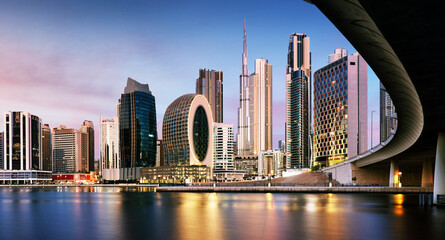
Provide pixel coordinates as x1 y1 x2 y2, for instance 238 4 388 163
307 0 445 203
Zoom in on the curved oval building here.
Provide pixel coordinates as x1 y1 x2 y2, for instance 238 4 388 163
162 94 213 168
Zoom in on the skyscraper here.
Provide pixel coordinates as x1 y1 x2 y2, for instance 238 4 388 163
286 33 312 169
249 58 273 154
237 20 253 156
380 83 397 143
0 132 3 169
99 116 119 172
41 124 52 171
52 125 82 173
313 52 368 167
119 78 157 168
213 123 235 172
196 69 223 123
80 120 94 172
162 94 213 167
3 112 42 170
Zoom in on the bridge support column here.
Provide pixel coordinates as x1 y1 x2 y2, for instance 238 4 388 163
434 133 445 204
421 159 434 187
389 160 399 187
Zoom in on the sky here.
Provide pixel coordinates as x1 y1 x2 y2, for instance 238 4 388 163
0 0 380 159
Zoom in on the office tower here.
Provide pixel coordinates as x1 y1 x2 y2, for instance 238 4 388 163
119 78 157 168
328 48 348 64
41 124 52 171
162 94 213 167
196 69 223 123
52 125 82 173
286 33 312 169
237 20 253 156
99 116 119 172
213 123 235 172
156 140 164 166
249 58 273 155
3 112 42 170
313 52 368 167
80 120 94 172
380 83 397 142
0 132 3 169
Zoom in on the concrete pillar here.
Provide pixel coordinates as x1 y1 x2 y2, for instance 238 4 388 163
389 160 399 187
421 159 434 187
434 133 445 204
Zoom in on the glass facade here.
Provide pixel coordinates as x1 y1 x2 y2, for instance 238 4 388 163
193 106 209 161
120 89 157 168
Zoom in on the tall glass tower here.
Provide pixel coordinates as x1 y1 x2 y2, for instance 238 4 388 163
286 33 312 169
119 78 157 168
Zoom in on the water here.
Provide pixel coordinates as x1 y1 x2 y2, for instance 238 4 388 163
0 187 444 240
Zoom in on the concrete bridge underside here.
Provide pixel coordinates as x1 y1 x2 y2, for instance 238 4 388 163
308 0 445 201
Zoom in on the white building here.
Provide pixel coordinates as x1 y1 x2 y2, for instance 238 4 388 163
99 116 120 180
258 149 285 177
213 123 235 172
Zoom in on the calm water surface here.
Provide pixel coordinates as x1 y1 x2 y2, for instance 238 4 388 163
0 187 444 240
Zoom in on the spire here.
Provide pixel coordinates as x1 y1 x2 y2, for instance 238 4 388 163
242 19 248 77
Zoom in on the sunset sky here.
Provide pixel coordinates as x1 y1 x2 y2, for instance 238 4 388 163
0 0 380 158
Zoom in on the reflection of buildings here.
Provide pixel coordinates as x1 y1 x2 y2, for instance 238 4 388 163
380 83 397 142
286 33 312 170
196 69 223 123
161 94 213 182
313 51 368 167
80 120 95 172
249 58 273 155
119 77 157 168
41 124 52 171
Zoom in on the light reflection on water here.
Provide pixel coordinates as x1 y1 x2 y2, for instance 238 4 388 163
0 187 444 240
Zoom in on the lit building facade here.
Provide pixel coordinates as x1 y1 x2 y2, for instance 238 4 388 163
196 69 223 123
237 20 253 156
313 52 368 167
119 77 157 168
286 33 312 169
3 111 42 170
380 83 397 142
258 149 285 177
213 123 235 172
99 116 119 172
249 58 273 155
41 124 52 171
0 132 3 169
80 120 94 172
162 94 213 169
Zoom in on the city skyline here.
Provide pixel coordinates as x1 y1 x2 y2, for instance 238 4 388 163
0 0 380 158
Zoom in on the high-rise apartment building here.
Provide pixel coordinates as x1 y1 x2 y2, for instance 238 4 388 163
119 78 157 168
249 58 273 154
162 94 213 167
41 124 52 171
3 112 42 170
286 33 312 169
196 69 223 123
80 120 94 172
213 123 235 172
313 52 368 167
237 20 253 156
380 83 397 143
0 132 3 169
328 48 348 64
52 125 83 173
99 117 119 172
